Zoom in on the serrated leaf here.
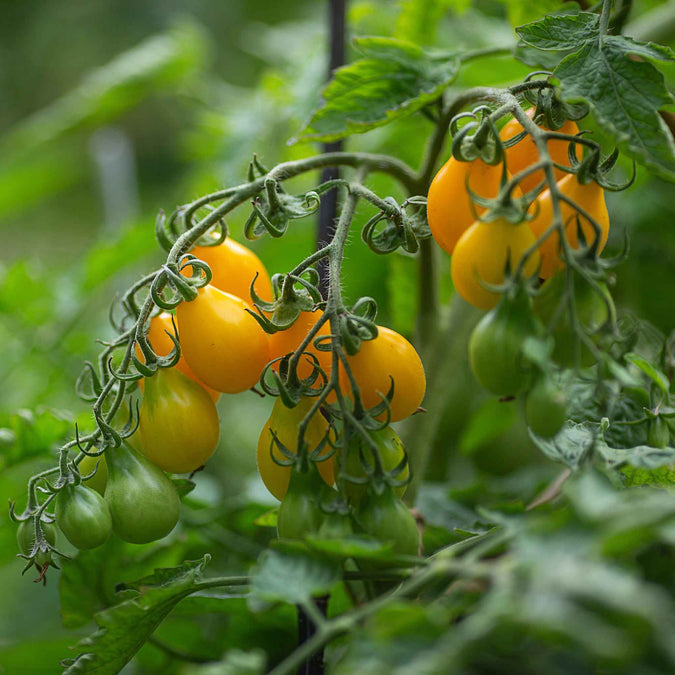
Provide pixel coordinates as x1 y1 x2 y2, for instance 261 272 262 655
517 13 599 51
554 37 675 180
529 420 596 469
624 352 670 395
249 549 339 607
63 557 211 674
293 37 460 143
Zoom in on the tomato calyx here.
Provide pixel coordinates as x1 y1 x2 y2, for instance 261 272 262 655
450 106 504 166
361 195 426 255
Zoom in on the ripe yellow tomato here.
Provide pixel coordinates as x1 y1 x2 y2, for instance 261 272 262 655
136 312 219 402
182 236 273 303
427 157 503 255
528 173 609 279
139 367 220 473
340 326 425 422
268 310 333 381
256 397 335 501
451 217 540 310
500 108 579 194
176 285 270 394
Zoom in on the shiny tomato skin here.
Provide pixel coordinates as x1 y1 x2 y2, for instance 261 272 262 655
104 442 181 544
79 453 108 496
139 367 220 474
451 217 540 310
268 310 333 381
427 157 503 255
256 397 334 501
176 285 270 394
55 484 112 550
340 326 425 422
500 108 579 194
528 174 609 279
17 519 57 566
183 236 273 303
136 312 219 402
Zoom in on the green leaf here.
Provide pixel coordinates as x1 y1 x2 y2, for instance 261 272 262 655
62 557 211 674
553 37 675 180
293 37 460 143
624 352 670 396
249 549 340 607
517 13 599 51
622 464 675 487
529 420 595 469
394 0 467 46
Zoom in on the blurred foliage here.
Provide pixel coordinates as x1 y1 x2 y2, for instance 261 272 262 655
0 0 674 673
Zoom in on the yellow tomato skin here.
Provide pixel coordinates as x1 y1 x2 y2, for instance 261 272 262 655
451 218 540 310
427 157 503 255
268 311 333 381
176 285 270 394
256 397 335 501
500 108 579 194
528 174 609 279
139 367 220 473
340 326 426 422
183 236 273 303
136 312 219 402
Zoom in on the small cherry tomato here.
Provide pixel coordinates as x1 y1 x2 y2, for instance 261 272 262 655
340 326 425 422
55 484 112 550
268 310 332 381
183 235 273 303
524 377 568 439
451 217 540 310
139 367 220 474
276 466 326 540
104 442 181 544
648 417 670 449
176 285 270 394
469 288 540 396
17 519 57 567
342 426 409 505
500 108 579 194
136 312 219 401
427 157 504 255
257 397 335 501
528 174 609 279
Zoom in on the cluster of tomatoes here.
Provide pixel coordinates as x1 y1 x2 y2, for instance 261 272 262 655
20 231 428 562
427 106 612 437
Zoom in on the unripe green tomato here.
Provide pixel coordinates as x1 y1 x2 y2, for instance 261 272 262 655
104 442 180 544
316 512 354 539
533 272 610 368
79 454 108 496
469 290 540 397
355 488 418 557
648 417 670 449
342 427 409 506
56 484 112 550
276 468 324 540
524 378 568 439
17 520 56 567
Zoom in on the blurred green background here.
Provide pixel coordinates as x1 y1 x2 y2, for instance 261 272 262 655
0 0 673 672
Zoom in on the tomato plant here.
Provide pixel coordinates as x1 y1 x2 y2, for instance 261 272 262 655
55 484 112 550
139 366 220 473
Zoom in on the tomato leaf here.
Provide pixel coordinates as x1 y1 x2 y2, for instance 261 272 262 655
553 37 675 181
517 13 600 51
624 352 670 396
249 549 340 608
61 557 211 674
292 37 460 143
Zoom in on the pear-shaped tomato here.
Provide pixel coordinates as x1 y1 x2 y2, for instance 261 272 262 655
257 397 335 501
56 484 112 550
525 377 568 439
139 367 220 474
17 519 57 567
104 442 181 544
276 467 326 540
176 285 270 394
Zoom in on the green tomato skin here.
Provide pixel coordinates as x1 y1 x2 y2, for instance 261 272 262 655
533 272 610 368
648 417 671 449
469 290 540 397
104 442 180 544
56 484 112 550
525 378 568 439
277 468 324 540
79 454 108 496
316 512 354 539
17 520 56 566
355 488 418 557
343 427 409 506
